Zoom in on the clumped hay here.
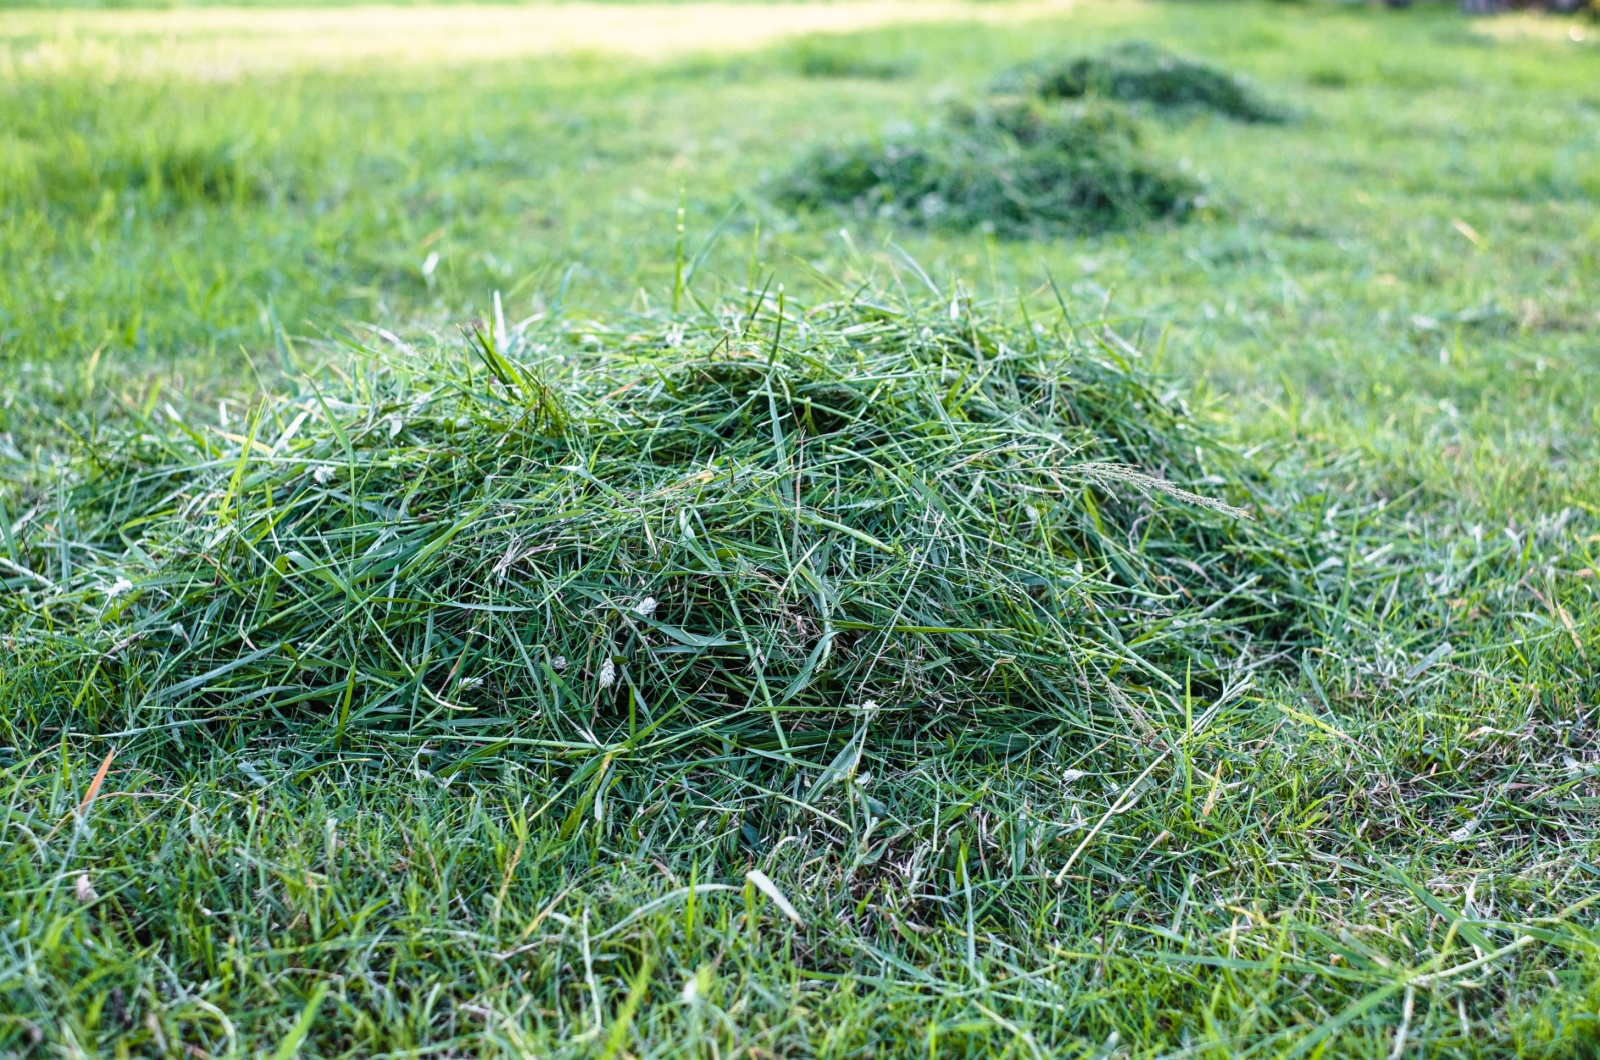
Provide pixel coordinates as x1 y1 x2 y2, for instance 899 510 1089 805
5 285 1295 769
999 41 1286 123
773 98 1198 237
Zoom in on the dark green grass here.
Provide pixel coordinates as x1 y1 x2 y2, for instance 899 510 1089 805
3 1 1600 1055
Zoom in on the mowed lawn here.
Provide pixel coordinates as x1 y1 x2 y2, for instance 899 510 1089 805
2 1 1599 1056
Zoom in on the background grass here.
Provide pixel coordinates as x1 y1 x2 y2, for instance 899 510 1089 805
2 1 1600 1055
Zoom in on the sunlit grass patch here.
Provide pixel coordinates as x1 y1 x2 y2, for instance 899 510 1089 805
0 0 1083 79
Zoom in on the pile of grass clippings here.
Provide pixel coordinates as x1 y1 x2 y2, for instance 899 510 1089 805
774 98 1197 237
999 41 1286 123
5 284 1307 775
5 281 1587 802
6 281 1598 1056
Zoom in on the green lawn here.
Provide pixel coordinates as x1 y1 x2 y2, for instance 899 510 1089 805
2 2 1599 1056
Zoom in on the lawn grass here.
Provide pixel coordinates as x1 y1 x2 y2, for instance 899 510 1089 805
2 1 1600 1055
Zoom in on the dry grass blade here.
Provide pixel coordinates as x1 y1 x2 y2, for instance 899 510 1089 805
76 747 116 817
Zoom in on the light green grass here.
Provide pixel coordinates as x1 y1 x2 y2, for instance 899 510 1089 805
2 2 1599 1056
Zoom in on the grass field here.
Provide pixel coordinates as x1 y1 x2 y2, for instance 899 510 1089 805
3 1 1600 1056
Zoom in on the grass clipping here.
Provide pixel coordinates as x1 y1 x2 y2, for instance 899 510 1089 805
774 98 1197 237
6 287 1297 771
999 41 1286 123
